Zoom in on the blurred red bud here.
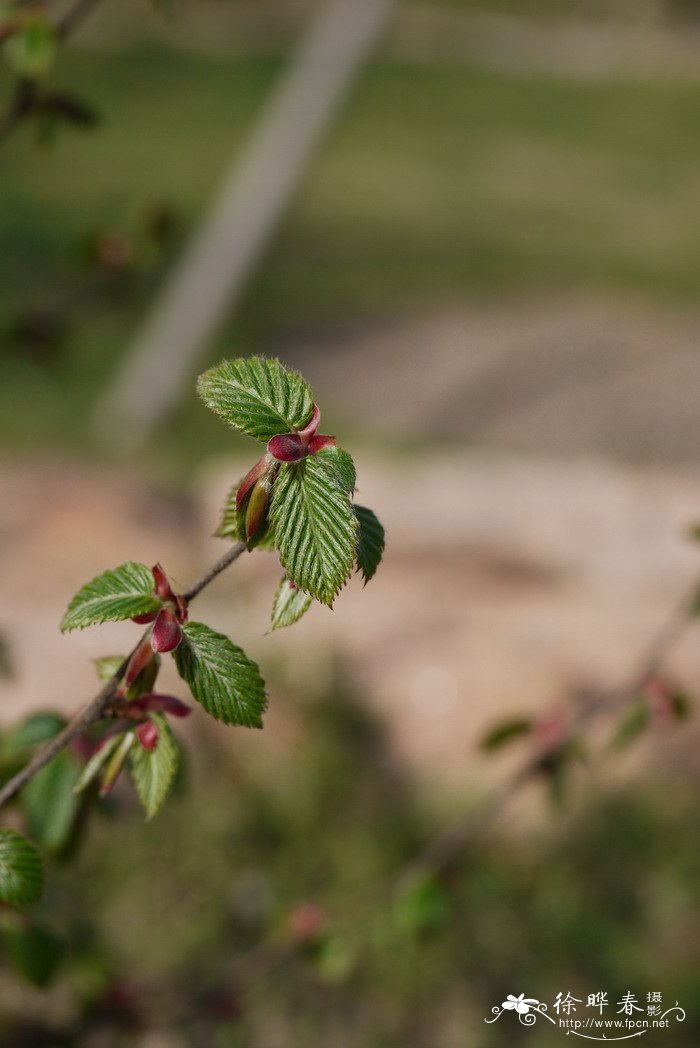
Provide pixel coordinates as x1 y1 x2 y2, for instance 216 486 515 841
151 607 182 653
289 902 326 944
132 693 191 718
533 711 567 751
136 720 159 751
125 638 154 687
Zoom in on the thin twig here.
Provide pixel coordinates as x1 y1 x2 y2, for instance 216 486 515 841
0 541 247 811
184 541 246 602
55 0 105 41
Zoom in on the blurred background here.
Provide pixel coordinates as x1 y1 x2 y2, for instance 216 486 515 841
2 0 700 1044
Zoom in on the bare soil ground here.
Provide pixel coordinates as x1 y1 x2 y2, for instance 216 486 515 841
2 298 700 793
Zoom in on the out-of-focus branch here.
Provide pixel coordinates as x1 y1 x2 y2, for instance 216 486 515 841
0 541 246 811
0 0 107 142
408 576 700 880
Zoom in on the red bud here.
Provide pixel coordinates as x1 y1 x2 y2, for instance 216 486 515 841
131 611 158 625
267 433 307 462
136 720 159 751
151 607 183 653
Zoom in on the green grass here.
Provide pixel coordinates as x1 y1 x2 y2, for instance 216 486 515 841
4 47 700 464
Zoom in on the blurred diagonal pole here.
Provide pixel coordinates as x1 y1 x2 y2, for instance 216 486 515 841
93 0 395 449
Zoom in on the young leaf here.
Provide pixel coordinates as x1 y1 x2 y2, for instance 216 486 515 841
74 734 123 794
174 622 267 727
270 576 313 632
197 356 314 442
215 483 242 540
60 562 160 632
94 655 126 683
4 17 57 79
270 457 357 606
353 505 385 585
0 712 65 759
611 700 650 751
0 830 43 906
314 446 356 494
21 750 81 853
129 715 178 819
480 717 533 752
1 920 63 987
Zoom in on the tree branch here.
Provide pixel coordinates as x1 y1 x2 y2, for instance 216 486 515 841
0 540 247 811
0 0 107 143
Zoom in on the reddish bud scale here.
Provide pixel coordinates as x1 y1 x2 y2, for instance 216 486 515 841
125 638 154 687
131 611 157 625
297 403 321 440
151 562 175 602
307 434 336 454
267 433 307 462
131 693 191 718
236 456 271 512
151 607 183 653
136 720 160 751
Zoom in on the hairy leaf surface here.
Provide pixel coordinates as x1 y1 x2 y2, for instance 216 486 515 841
174 622 267 727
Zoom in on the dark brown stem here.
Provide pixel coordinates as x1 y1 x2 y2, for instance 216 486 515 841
0 541 247 811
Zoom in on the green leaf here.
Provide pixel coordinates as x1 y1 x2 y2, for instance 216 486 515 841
197 356 314 442
270 576 313 632
4 17 57 79
174 622 267 727
480 717 533 752
74 734 123 794
270 457 357 606
0 830 43 906
215 483 242 540
0 713 65 760
60 562 160 632
353 505 385 584
21 750 81 853
94 655 126 683
0 633 13 679
671 691 692 720
315 446 356 493
1 919 63 987
394 872 449 937
129 715 179 819
611 699 650 751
